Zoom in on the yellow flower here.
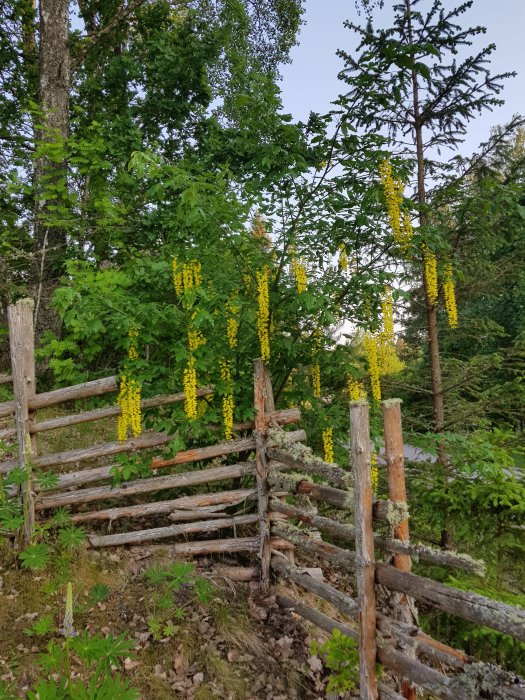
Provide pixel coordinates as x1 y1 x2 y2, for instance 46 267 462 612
291 255 308 294
220 359 234 440
379 159 413 249
443 263 458 329
347 377 365 401
117 373 142 441
173 258 202 296
256 267 270 361
380 287 394 345
423 245 438 306
364 334 381 402
322 427 334 463
128 327 139 361
183 354 197 420
338 243 348 272
311 363 321 398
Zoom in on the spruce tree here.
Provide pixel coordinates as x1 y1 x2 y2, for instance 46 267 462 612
339 0 514 546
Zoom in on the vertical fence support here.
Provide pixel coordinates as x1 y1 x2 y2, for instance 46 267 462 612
7 298 37 546
350 400 378 700
382 398 417 700
254 359 271 592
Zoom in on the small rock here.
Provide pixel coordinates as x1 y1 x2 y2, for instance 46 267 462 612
193 672 204 686
227 649 240 663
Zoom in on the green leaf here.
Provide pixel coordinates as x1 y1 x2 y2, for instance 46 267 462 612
19 543 51 570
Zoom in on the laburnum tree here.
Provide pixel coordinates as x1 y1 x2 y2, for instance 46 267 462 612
338 0 515 546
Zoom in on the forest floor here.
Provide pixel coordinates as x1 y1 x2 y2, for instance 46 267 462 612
0 542 356 699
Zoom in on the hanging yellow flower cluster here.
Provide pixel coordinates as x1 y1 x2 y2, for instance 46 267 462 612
220 359 234 440
128 327 139 361
183 319 206 421
364 334 381 402
371 451 379 493
183 356 197 420
226 298 240 349
379 159 413 249
322 427 334 463
347 377 366 401
292 255 308 294
377 286 404 376
423 245 438 306
338 243 348 272
172 258 202 296
117 375 142 442
311 363 321 398
256 267 270 361
443 263 458 328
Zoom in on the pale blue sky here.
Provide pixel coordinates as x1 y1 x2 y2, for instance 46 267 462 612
279 0 525 157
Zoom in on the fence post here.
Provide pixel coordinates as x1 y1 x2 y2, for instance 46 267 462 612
382 398 417 700
7 298 37 546
350 400 378 700
254 359 271 592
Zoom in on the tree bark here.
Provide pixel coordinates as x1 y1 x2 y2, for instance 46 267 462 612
33 0 70 337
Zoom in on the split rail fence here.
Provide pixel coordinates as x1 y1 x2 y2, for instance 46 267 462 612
1 298 525 699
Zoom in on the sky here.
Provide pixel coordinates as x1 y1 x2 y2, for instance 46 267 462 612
279 0 525 158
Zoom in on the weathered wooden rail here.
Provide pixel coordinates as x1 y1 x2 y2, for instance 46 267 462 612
2 298 524 699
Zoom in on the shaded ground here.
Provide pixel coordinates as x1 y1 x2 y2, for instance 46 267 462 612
0 543 349 699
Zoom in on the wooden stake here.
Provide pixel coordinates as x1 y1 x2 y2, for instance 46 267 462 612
382 399 417 700
350 400 378 700
254 359 271 591
7 299 37 545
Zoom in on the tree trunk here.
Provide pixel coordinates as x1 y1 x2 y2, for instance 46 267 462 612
33 0 70 338
405 0 451 549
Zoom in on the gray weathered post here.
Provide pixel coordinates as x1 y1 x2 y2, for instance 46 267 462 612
7 298 37 545
350 399 378 700
382 398 417 699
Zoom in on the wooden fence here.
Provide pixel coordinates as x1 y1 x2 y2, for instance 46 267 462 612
1 298 525 699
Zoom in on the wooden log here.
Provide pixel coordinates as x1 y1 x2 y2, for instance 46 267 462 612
350 400 378 700
70 489 256 523
143 536 261 556
41 465 118 491
7 299 37 545
254 359 272 592
292 479 407 525
0 375 118 419
377 646 455 700
0 374 13 385
382 398 416 700
274 527 525 644
27 387 214 434
271 555 358 617
28 398 296 436
277 593 358 639
215 565 260 582
268 499 485 576
375 563 525 644
273 522 356 569
36 462 256 510
150 428 306 471
376 615 471 670
88 513 260 547
267 447 351 489
0 430 176 474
